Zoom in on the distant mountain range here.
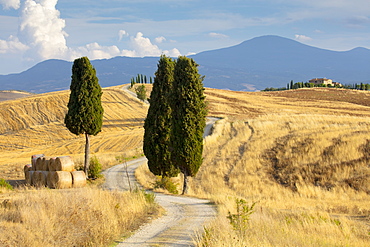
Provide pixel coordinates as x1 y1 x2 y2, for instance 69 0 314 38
1 35 370 93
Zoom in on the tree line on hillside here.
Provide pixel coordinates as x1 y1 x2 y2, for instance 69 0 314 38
144 55 207 195
263 80 370 91
130 74 153 88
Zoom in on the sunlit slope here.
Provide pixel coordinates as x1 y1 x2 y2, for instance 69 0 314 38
0 85 148 169
196 87 370 199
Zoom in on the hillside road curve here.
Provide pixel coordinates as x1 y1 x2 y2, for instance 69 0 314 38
102 157 216 247
102 117 219 246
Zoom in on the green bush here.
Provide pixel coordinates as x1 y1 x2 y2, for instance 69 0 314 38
153 176 178 194
89 156 103 179
135 85 147 101
0 179 13 190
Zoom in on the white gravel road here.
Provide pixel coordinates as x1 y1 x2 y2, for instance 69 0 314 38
101 86 217 246
102 157 216 247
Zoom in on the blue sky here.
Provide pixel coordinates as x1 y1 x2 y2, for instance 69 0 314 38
1 0 370 74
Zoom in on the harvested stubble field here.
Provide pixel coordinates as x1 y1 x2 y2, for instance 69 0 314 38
139 87 370 246
1 85 370 246
0 85 148 182
0 90 33 102
195 87 370 246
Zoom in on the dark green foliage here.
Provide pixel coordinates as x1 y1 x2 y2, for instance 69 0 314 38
144 55 179 178
135 84 147 101
262 87 287 91
64 57 103 176
171 56 207 194
65 57 103 136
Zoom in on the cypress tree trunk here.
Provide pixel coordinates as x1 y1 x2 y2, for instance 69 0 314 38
182 170 188 195
84 133 90 178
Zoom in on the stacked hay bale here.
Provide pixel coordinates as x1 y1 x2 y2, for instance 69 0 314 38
24 155 86 189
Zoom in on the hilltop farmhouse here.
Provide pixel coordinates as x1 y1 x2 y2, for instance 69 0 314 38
309 78 342 87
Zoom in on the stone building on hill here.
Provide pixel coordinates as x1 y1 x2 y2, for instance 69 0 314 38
309 78 342 87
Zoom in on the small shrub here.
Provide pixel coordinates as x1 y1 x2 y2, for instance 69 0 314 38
227 198 256 235
143 190 156 204
0 179 13 190
135 85 147 101
153 176 179 194
89 156 103 179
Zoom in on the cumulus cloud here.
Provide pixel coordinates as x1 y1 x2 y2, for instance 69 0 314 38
208 32 229 38
18 0 68 62
0 0 20 9
0 35 28 53
295 34 312 42
0 0 182 66
118 30 128 41
154 36 166 43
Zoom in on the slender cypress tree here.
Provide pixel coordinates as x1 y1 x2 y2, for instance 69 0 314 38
171 56 207 194
65 57 103 177
144 55 179 179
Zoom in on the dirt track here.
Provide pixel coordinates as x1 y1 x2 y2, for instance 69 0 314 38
102 89 217 246
102 157 216 246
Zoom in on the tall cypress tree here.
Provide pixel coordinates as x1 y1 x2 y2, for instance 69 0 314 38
144 55 179 179
171 56 207 194
65 57 103 177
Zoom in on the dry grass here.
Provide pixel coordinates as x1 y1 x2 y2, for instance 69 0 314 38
0 90 33 102
139 87 370 246
0 84 159 246
193 88 370 246
0 84 148 182
0 187 159 247
1 86 370 246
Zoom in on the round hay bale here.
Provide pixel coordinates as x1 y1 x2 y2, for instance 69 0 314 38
24 164 32 178
41 157 51 171
47 171 72 189
54 156 74 172
35 157 44 171
48 157 57 171
32 171 48 187
71 171 86 188
25 171 34 185
31 154 44 169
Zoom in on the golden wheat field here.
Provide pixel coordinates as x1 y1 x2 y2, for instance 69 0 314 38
0 85 148 182
1 85 370 246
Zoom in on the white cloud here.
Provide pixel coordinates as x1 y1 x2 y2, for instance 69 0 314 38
127 32 162 57
18 0 68 62
163 48 181 57
0 0 182 66
0 0 20 9
154 36 166 43
0 35 28 53
208 32 228 38
118 29 128 41
295 34 312 42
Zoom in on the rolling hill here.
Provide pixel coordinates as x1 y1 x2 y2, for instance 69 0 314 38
1 35 370 93
1 85 369 246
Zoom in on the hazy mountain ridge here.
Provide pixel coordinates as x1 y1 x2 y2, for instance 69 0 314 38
1 35 370 93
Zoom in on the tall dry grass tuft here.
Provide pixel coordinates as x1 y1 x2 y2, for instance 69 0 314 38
0 187 159 247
